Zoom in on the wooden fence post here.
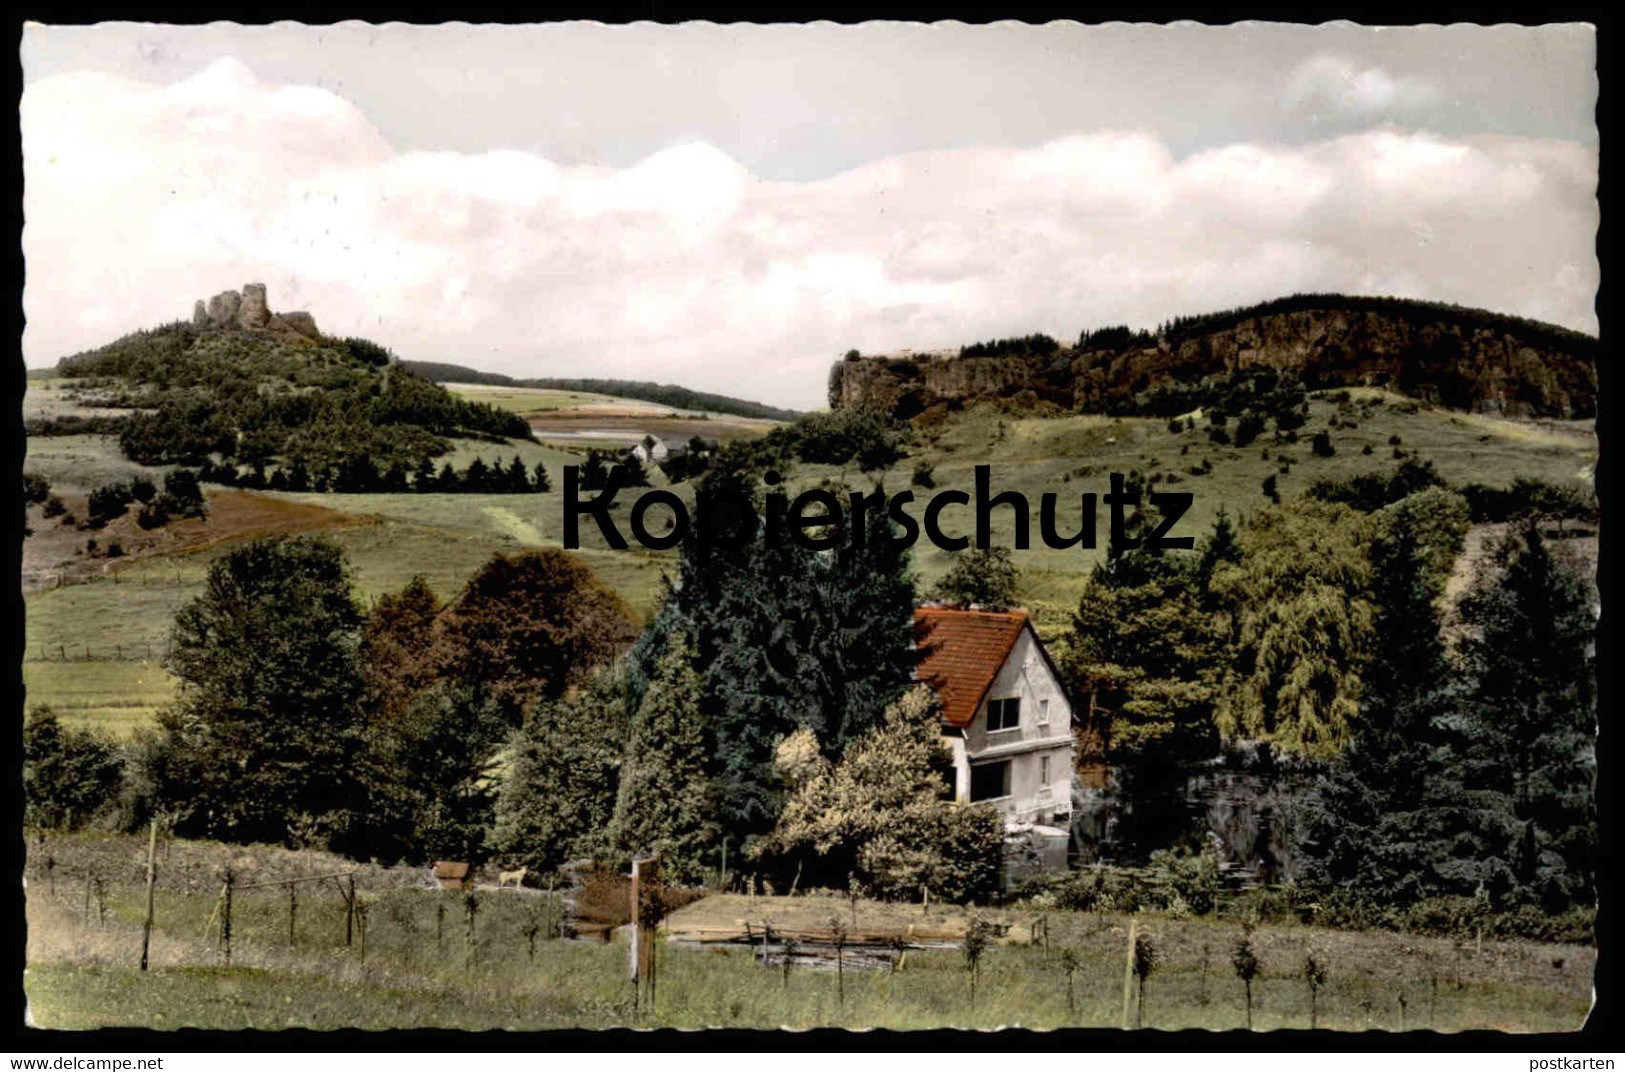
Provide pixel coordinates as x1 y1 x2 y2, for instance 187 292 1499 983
221 870 234 966
287 882 298 948
345 874 356 947
630 854 661 1014
139 819 158 972
1120 916 1139 1030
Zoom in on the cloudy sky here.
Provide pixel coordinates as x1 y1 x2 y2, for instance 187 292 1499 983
22 22 1598 409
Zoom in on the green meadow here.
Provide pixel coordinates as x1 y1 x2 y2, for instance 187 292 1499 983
21 389 1595 734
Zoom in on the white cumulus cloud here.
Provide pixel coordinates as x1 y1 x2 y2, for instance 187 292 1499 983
1286 53 1444 116
23 58 1598 410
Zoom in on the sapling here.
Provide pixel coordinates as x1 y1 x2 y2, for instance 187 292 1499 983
464 891 479 966
1232 928 1260 1029
1303 952 1327 1028
963 916 991 1010
1060 949 1080 1016
781 936 799 989
521 908 541 963
829 913 848 1005
1198 942 1211 1005
1133 932 1159 1028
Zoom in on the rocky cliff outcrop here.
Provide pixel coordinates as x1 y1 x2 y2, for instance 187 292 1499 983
191 283 321 342
831 298 1599 420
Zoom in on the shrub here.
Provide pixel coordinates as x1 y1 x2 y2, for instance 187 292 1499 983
780 407 907 471
42 496 66 518
1460 478 1598 524
1234 412 1266 447
931 547 1020 611
136 499 171 530
1311 429 1335 457
163 469 207 518
755 686 1003 904
1148 841 1221 915
23 707 124 830
86 484 134 527
23 472 51 504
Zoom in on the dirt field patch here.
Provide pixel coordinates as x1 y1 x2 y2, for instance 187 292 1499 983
24 490 378 594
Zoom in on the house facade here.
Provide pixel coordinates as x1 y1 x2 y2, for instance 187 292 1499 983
913 607 1074 831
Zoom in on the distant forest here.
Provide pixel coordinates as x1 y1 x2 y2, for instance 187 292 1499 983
958 294 1603 362
1098 293 1601 354
399 361 803 421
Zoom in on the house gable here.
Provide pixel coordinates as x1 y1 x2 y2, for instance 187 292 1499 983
912 607 1030 728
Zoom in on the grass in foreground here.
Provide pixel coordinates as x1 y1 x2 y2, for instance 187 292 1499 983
23 838 1592 1034
26 931 1588 1033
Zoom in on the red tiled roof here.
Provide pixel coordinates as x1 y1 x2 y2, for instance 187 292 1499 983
913 607 1030 729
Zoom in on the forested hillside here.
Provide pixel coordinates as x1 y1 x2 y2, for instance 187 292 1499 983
833 294 1598 421
48 323 530 479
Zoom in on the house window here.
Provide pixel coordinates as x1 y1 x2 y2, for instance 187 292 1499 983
970 761 1010 802
1038 698 1050 724
1041 755 1051 785
987 697 1021 732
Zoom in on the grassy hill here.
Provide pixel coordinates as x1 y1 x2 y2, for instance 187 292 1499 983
22 381 1595 736
44 323 530 472
780 388 1596 635
399 359 804 421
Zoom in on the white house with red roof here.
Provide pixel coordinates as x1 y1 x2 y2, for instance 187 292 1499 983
913 606 1075 833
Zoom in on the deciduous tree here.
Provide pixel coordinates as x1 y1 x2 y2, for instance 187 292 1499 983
154 535 367 846
754 685 1002 902
435 548 638 725
1211 499 1374 759
23 707 124 830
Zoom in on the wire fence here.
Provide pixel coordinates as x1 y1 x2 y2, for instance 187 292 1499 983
28 566 202 590
28 643 167 663
27 836 568 977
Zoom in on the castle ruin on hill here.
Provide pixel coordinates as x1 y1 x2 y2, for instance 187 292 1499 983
192 283 321 342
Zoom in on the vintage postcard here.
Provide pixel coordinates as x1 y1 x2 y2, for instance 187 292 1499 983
18 21 1598 1037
